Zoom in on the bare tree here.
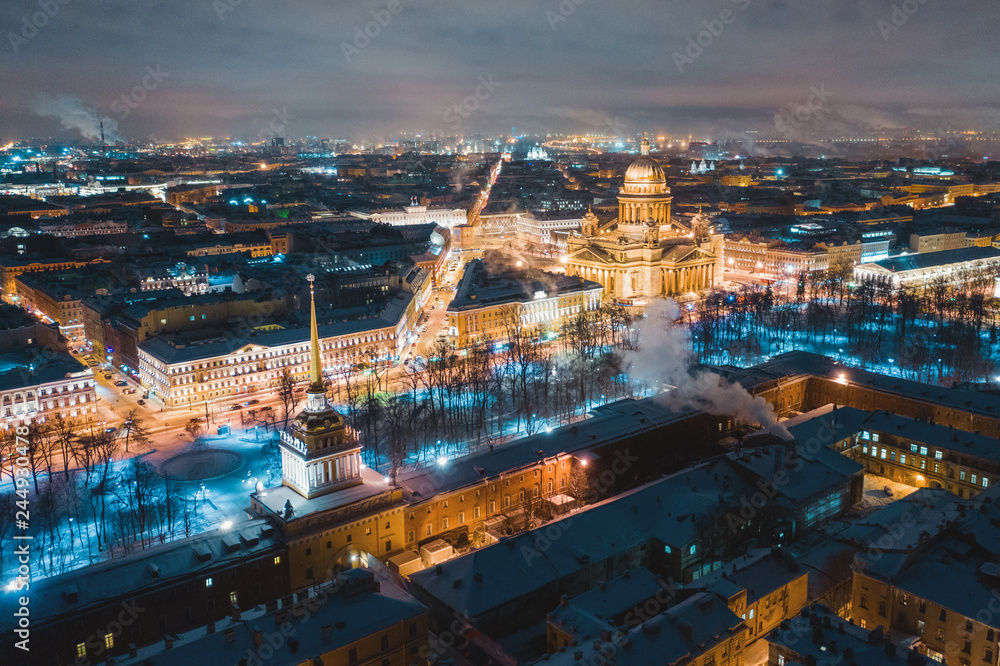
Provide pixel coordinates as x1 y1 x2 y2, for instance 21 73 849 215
277 367 303 429
120 409 151 453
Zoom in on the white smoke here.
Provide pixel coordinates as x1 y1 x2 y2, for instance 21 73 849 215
627 299 791 438
32 95 122 143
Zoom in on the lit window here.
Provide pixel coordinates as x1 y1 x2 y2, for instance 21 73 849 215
205 577 213 588
984 478 990 488
910 444 918 453
872 433 879 442
920 446 928 456
77 643 86 657
665 545 672 554
104 633 114 649
230 591 238 604
862 431 870 440
900 454 906 465
690 545 696 555
273 556 281 565
972 474 978 485
934 451 943 460
960 470 966 481
749 609 755 619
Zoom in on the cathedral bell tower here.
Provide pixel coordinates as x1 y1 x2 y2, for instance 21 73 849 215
278 275 363 499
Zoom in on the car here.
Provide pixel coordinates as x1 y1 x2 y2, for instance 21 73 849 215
86 361 98 367
114 380 128 387
136 399 145 405
105 426 117 433
189 417 204 424
230 404 243 411
883 486 894 497
123 388 136 394
246 399 260 406
103 374 112 380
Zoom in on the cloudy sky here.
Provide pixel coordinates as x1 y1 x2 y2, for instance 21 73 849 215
2 0 998 143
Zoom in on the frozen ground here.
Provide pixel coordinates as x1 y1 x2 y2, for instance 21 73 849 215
860 474 918 514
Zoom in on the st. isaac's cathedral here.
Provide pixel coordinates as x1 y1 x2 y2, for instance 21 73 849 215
564 136 724 301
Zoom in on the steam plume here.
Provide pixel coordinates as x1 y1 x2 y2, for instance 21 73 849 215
32 95 122 143
627 299 791 438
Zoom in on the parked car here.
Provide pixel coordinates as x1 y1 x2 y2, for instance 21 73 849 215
103 374 112 380
114 380 128 387
136 399 145 405
189 417 204 424
230 404 243 411
246 398 260 406
123 387 136 394
105 426 117 433
883 485 894 497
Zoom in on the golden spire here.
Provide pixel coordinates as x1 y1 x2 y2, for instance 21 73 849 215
640 132 650 156
307 274 324 393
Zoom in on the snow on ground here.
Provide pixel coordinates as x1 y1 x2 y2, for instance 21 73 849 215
861 474 919 514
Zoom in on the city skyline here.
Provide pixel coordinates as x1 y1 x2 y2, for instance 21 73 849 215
3 1 1000 143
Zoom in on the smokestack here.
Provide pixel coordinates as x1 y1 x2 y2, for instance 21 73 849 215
100 120 105 148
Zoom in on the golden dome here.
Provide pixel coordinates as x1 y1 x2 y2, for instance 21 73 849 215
624 136 665 183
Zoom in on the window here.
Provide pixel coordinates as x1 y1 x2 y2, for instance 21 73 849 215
442 518 449 530
407 530 414 542
919 601 927 614
917 620 925 634
689 545 696 555
474 506 481 519
880 449 887 460
870 447 879 458
961 470 967 481
879 602 887 617
972 474 978 485
966 619 973 632
986 648 994 663
940 609 947 621
459 512 465 524
935 450 943 460
862 431 871 440
205 577 213 588
749 609 755 619
901 454 906 465
274 556 281 565
665 545 672 554
230 591 238 604
920 446 928 456
860 595 868 609
104 633 114 650
984 477 990 488
76 643 86 657
911 443 918 453
425 524 431 536
920 459 926 470
349 648 358 664
872 433 880 442
934 463 941 474
385 539 391 552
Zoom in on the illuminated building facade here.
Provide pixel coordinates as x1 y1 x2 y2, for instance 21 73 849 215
564 137 723 300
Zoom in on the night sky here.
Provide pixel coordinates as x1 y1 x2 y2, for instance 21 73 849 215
2 0 999 142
